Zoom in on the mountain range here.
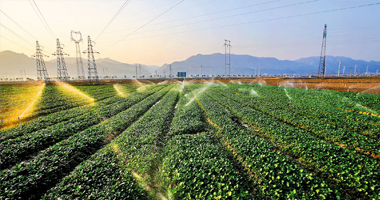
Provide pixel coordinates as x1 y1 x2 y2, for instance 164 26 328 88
1 50 379 79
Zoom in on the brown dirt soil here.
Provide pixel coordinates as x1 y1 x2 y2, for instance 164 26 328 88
2 77 380 94
195 77 380 94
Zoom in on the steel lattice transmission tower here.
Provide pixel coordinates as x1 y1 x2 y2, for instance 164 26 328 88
71 30 85 80
318 24 327 77
83 35 99 83
52 38 70 81
32 41 49 82
224 39 231 77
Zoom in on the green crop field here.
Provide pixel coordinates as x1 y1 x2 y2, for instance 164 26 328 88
0 82 379 199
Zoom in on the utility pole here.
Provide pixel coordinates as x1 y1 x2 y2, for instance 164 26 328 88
83 36 99 83
338 60 341 77
224 39 231 77
318 24 327 77
354 65 357 76
52 38 69 82
258 66 261 77
350 67 352 77
71 31 85 80
229 40 231 77
201 65 203 78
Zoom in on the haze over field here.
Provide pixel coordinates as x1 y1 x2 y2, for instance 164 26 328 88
2 50 379 78
1 0 379 78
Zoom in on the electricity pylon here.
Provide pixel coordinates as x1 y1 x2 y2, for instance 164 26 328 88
224 39 231 77
83 35 99 83
52 38 69 81
32 41 49 82
71 30 85 80
318 24 327 77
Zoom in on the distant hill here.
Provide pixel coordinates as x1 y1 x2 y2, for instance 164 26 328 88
158 53 380 76
1 50 379 79
0 50 156 79
294 56 380 75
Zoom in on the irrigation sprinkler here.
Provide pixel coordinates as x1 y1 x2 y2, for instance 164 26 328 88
18 117 22 128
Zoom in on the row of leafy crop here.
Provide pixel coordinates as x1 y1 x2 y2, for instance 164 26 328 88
0 85 165 143
164 133 253 199
31 86 92 111
187 84 337 199
44 86 179 199
75 85 124 101
0 85 173 199
1 85 94 123
206 85 380 198
161 86 254 199
0 96 118 140
42 144 149 199
222 85 380 156
0 85 167 169
168 85 205 137
324 87 380 112
234 84 380 140
0 86 43 113
247 83 380 125
17 84 122 119
283 83 380 113
0 85 46 120
0 96 121 141
268 83 380 125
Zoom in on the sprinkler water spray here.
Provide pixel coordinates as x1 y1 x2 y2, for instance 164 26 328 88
18 117 22 128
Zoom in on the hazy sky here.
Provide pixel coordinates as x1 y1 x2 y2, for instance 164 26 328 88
1 0 379 66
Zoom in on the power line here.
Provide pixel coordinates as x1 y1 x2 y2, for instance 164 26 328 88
0 10 53 51
100 0 317 41
29 0 55 39
103 0 185 51
0 23 35 46
120 1 380 42
134 0 319 35
137 0 281 27
107 0 216 34
0 35 34 51
95 0 132 41
0 10 37 41
108 0 279 34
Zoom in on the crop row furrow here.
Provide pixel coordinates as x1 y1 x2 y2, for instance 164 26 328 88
0 85 173 199
226 85 380 157
187 84 336 199
0 86 166 169
250 84 380 126
235 84 380 140
0 85 164 142
44 85 179 199
206 86 380 198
